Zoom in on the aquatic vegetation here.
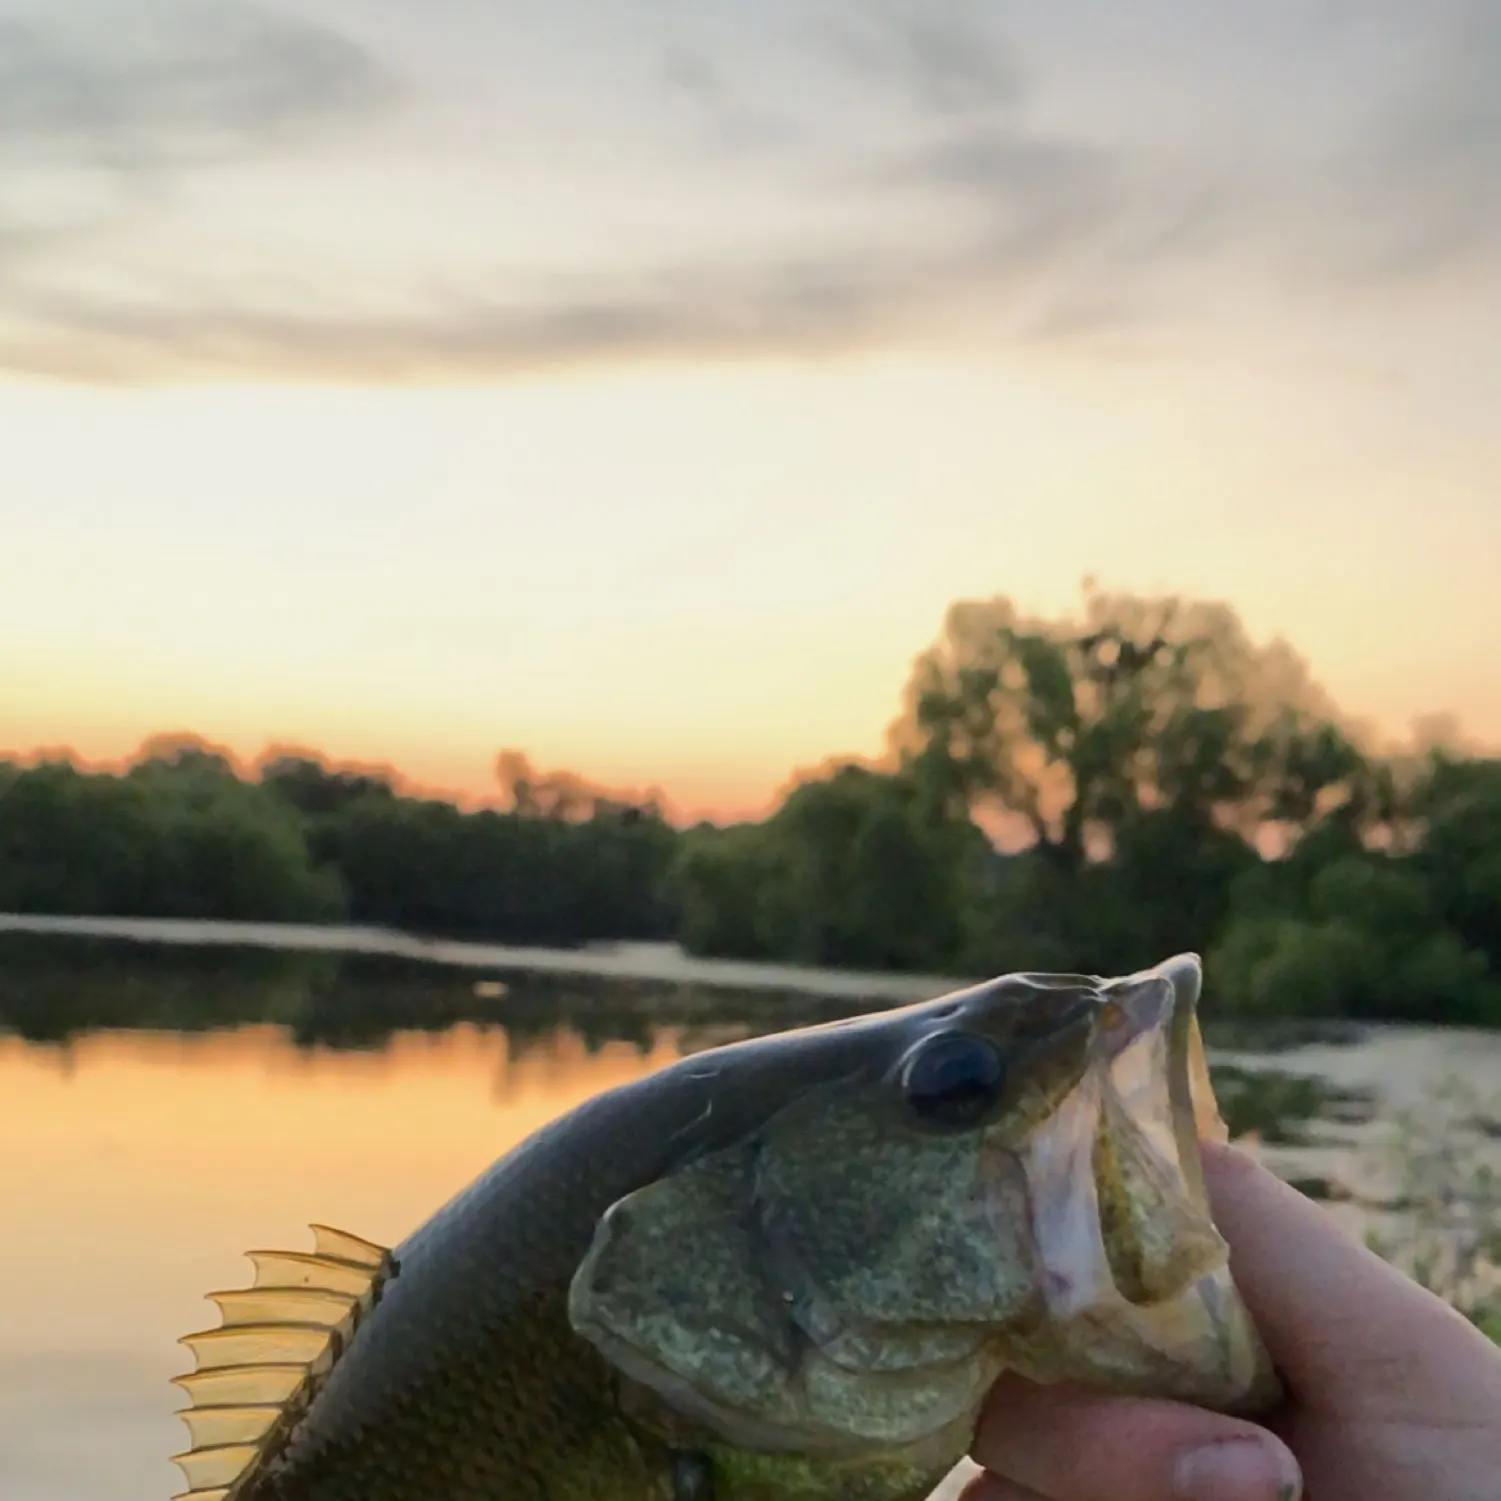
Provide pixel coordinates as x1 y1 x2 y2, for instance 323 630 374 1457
1360 1077 1501 1344
1210 1062 1375 1146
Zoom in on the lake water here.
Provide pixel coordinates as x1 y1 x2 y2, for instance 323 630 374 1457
2 919 1499 1501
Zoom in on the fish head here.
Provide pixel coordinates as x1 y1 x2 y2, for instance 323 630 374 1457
568 953 1277 1466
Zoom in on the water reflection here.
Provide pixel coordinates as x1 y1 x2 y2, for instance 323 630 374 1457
0 934 1390 1153
0 933 869 1053
0 934 898 1501
0 1019 691 1501
3 933 1498 1501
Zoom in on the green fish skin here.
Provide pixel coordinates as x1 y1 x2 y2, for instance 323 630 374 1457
174 954 1276 1501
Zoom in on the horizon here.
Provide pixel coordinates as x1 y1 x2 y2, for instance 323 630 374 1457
4 2 1499 823
3 612 1494 827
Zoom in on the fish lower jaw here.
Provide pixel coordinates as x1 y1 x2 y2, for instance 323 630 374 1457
578 1315 996 1463
991 1263 1280 1416
577 1319 822 1456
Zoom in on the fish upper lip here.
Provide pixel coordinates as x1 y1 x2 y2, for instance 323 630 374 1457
1150 954 1221 1193
1154 952 1219 1209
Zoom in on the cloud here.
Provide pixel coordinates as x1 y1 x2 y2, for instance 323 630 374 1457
0 253 962 382
0 3 393 164
0 2 395 277
1300 2 1501 281
0 0 1159 380
0 0 1497 382
873 1 1501 292
813 0 1023 118
0 217 1184 384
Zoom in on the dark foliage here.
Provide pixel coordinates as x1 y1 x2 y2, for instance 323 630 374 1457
3 589 1498 1024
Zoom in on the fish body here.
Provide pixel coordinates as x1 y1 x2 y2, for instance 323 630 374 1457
172 955 1277 1501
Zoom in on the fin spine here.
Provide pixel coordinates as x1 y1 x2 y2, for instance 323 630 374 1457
170 1224 395 1501
179 1322 345 1373
308 1222 389 1267
206 1286 359 1328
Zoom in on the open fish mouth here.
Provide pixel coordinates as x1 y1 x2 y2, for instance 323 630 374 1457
1010 953 1279 1411
567 952 1280 1462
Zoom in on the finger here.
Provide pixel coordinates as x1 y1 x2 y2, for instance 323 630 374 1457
973 1375 1301 1501
1201 1139 1500 1409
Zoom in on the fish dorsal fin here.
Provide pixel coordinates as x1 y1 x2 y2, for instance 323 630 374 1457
308 1223 389 1267
171 1224 396 1501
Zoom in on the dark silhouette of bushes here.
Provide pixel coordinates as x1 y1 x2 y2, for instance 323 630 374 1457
3 586 1499 1024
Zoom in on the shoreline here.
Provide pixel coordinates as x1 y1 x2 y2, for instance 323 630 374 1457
0 912 970 1003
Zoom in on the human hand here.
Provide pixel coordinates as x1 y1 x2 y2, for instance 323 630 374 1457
967 1138 1501 1501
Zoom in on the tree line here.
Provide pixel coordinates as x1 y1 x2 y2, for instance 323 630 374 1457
0 743 679 946
2 583 1498 1025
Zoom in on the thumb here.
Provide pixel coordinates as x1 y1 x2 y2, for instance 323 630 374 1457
1201 1139 1501 1418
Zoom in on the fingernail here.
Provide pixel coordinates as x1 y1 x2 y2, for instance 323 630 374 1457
1173 1438 1301 1501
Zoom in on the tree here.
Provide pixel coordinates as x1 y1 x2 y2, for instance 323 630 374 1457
495 749 665 824
0 752 344 922
879 582 1397 975
1211 853 1498 1025
889 581 1367 863
673 765 986 971
673 823 788 960
1411 756 1501 976
259 752 398 820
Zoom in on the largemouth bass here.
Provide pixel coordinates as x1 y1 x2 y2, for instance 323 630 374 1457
170 953 1277 1501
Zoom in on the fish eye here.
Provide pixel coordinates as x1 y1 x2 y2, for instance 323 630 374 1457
900 1032 1005 1129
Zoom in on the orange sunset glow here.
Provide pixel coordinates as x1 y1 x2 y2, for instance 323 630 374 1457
0 1022 691 1501
0 1024 683 1357
3 4 1499 818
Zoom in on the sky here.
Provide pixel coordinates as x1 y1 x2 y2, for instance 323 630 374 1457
1 0 1498 819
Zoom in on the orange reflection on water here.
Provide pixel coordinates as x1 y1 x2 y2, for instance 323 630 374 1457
1 1021 689 1499
0 1023 682 1362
